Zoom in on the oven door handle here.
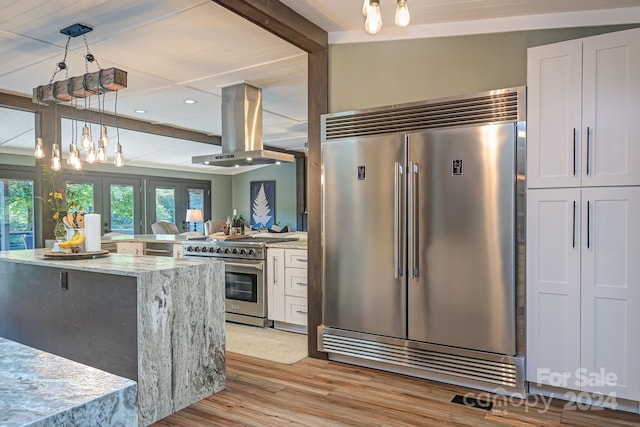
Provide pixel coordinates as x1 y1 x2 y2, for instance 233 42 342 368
225 262 263 270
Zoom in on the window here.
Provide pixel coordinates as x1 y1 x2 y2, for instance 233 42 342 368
147 179 210 233
0 176 34 251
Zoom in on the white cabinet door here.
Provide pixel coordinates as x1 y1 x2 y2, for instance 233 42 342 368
116 242 143 255
285 249 308 269
285 267 308 298
266 248 285 322
285 296 308 326
527 40 582 188
580 187 640 400
526 189 581 385
582 29 640 187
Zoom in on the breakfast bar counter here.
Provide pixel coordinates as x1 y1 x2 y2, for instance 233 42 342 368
0 250 226 426
0 337 137 426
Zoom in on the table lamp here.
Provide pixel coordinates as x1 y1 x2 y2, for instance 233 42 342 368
186 209 203 232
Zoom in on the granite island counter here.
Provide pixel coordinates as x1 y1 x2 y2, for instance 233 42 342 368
0 250 225 426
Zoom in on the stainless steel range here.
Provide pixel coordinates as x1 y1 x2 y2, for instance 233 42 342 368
182 236 298 327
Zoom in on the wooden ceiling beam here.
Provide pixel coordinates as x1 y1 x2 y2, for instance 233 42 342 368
211 0 328 52
211 0 328 360
0 91 221 146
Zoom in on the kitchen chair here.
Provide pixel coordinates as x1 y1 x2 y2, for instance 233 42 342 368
151 220 180 235
204 219 226 235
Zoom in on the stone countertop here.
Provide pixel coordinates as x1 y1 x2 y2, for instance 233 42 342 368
101 234 188 243
0 337 137 427
266 241 309 250
0 250 218 277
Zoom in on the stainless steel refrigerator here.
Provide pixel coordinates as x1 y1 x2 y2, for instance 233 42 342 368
320 87 525 393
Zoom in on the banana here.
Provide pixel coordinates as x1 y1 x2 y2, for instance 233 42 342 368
59 231 85 249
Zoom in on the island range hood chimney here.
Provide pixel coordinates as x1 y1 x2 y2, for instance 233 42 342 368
192 83 294 167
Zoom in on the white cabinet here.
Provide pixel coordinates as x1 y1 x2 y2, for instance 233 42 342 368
267 248 286 322
527 28 640 188
527 187 640 400
116 242 143 255
115 241 181 257
526 189 581 386
267 247 308 331
580 187 640 399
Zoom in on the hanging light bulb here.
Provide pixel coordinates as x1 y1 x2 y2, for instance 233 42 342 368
100 125 109 147
97 142 107 163
80 124 92 150
362 0 369 16
395 0 410 27
72 145 82 170
35 137 45 159
86 143 96 164
114 142 124 167
67 143 75 166
365 0 382 34
51 144 61 171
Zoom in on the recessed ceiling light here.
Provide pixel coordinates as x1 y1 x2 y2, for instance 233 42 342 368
135 109 147 114
184 99 196 104
276 161 281 165
235 165 240 168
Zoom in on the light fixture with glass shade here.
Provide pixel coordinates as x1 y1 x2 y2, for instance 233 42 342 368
32 23 127 170
362 0 411 34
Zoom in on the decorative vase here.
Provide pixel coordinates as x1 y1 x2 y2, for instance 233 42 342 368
53 221 66 241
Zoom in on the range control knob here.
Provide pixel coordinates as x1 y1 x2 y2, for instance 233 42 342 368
232 248 238 254
208 247 216 253
224 248 230 254
239 249 246 255
186 246 194 252
248 249 255 256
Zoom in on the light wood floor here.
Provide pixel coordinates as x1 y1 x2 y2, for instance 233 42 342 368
154 353 640 426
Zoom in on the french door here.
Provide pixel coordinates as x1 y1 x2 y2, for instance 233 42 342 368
103 177 143 235
147 179 210 233
0 170 34 251
62 172 143 235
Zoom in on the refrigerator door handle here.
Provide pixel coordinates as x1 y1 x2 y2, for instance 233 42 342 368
408 161 419 278
394 162 403 278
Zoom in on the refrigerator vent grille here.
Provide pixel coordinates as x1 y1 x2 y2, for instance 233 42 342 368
324 90 521 140
321 333 519 388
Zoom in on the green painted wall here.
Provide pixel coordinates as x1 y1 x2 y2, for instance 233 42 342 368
329 25 639 113
231 163 298 231
0 153 34 166
0 153 233 221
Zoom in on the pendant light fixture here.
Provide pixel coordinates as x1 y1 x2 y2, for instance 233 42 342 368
113 91 124 167
362 0 411 34
395 0 411 27
32 23 127 169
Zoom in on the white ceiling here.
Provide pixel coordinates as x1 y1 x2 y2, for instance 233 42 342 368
0 0 639 174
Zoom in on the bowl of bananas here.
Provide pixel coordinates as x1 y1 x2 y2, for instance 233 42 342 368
59 229 85 253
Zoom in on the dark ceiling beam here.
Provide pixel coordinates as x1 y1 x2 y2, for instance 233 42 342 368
211 0 328 360
211 0 328 52
0 91 221 146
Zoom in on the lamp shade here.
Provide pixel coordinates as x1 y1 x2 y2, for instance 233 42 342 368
186 209 204 222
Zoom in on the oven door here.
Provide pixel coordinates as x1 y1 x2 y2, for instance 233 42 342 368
224 259 266 318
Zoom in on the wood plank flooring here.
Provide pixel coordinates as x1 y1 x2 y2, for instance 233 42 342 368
154 353 640 426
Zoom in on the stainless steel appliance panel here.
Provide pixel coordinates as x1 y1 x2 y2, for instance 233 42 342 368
323 134 407 338
224 259 266 318
407 124 516 355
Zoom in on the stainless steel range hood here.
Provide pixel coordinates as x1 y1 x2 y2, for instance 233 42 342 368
193 83 294 167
